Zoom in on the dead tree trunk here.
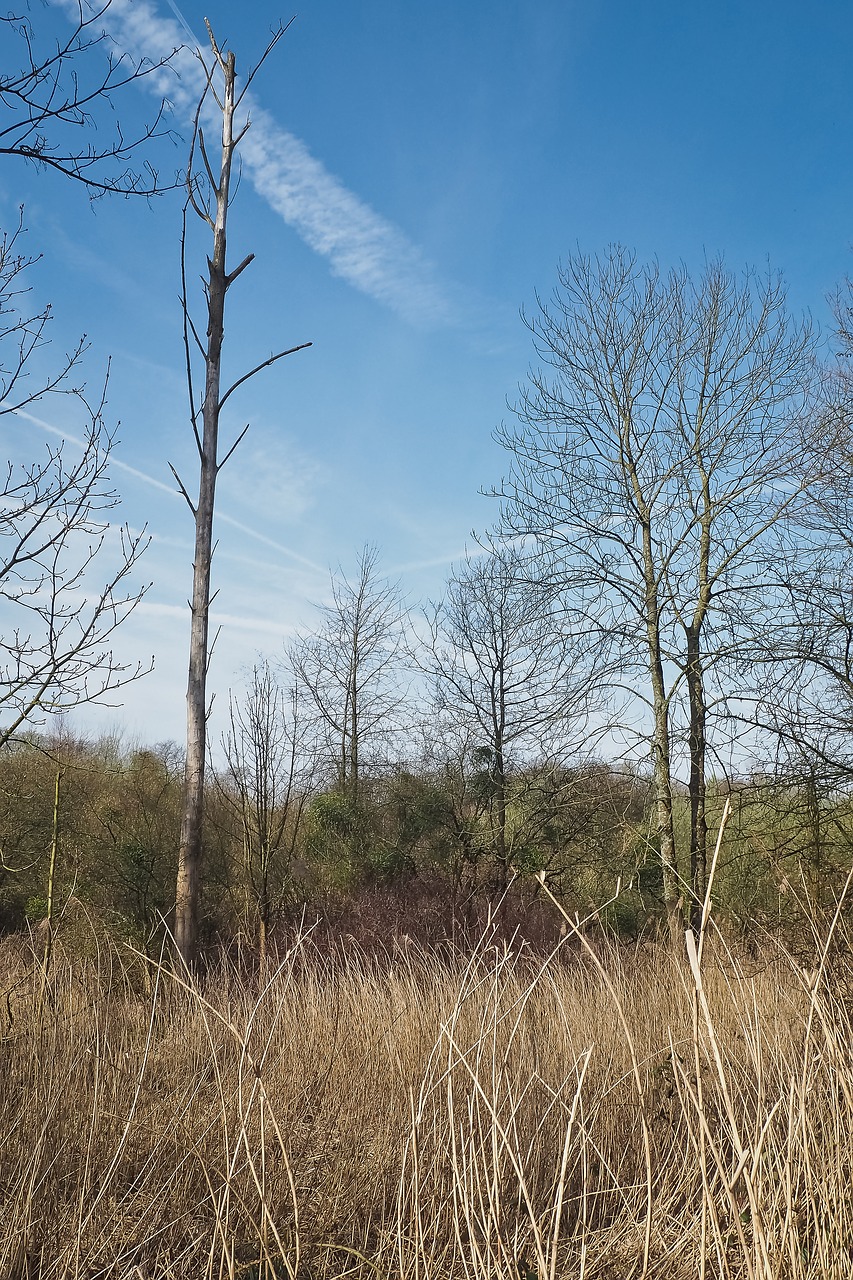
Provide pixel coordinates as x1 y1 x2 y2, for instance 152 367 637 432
173 23 310 971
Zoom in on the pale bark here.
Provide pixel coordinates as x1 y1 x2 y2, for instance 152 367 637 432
174 26 310 970
174 38 236 971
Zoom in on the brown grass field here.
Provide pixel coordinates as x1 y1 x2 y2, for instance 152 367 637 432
1 896 852 1280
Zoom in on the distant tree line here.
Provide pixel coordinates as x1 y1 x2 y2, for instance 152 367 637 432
1 717 851 959
3 499 853 960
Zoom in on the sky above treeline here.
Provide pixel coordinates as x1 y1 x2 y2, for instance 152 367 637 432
1 0 852 750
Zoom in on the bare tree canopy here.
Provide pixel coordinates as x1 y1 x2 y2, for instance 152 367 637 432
495 247 832 938
0 219 150 750
0 2 178 197
754 280 853 783
426 544 595 761
0 1 184 745
291 545 407 805
173 22 310 971
422 542 600 891
219 661 316 968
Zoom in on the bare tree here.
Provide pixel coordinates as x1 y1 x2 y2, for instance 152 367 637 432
0 0 184 743
710 282 853 852
291 546 407 808
423 543 597 893
220 661 316 969
753 549 853 787
0 2 177 197
752 308 853 791
496 249 825 941
172 24 310 970
0 218 150 749
833 274 853 401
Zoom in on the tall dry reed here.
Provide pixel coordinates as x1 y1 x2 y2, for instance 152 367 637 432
0 909 850 1279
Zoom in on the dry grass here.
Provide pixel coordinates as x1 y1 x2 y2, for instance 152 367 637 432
1 908 851 1280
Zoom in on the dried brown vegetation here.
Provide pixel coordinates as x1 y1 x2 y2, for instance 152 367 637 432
1 911 851 1280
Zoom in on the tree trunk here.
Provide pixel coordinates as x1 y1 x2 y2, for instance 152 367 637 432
639 512 682 947
686 625 708 936
258 886 270 976
686 466 712 938
172 27 309 971
493 746 509 894
175 47 238 972
648 642 682 948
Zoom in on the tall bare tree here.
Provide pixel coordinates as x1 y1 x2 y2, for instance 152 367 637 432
423 543 597 892
172 24 310 970
291 546 407 808
496 249 825 941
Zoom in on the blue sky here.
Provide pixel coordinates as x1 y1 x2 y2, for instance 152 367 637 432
1 0 852 749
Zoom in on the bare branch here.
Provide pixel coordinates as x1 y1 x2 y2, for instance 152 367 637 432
168 461 196 516
218 343 313 413
196 129 220 200
0 5 181 199
216 424 250 473
225 253 255 288
235 19 295 105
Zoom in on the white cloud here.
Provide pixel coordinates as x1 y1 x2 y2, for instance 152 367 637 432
68 0 461 328
240 110 456 327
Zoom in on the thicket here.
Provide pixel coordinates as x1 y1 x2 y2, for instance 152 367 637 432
1 729 851 959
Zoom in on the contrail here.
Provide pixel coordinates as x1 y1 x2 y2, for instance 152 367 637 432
136 599 299 638
162 0 198 45
67 0 463 328
215 513 325 573
9 408 176 494
9 407 326 573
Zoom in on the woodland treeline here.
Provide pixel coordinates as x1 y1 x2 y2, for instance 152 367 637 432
0 669 851 959
6 248 853 958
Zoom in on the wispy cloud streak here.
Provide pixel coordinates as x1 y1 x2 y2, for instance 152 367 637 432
241 111 456 326
136 598 298 638
66 0 460 327
10 408 326 573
